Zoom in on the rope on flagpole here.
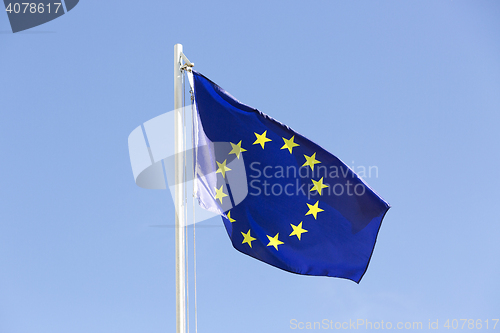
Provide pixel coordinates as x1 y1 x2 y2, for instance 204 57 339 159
182 69 190 333
180 54 197 333
190 82 198 333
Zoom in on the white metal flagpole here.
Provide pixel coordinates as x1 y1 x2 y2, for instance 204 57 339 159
174 43 186 333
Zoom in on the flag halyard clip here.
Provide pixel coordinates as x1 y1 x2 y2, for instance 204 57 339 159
180 52 194 72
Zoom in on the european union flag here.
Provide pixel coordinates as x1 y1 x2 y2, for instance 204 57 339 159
191 70 390 283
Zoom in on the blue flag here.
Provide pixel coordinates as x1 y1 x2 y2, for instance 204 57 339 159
191 70 390 283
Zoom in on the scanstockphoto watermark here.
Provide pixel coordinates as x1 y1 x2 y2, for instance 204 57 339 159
248 162 379 199
289 319 500 330
290 319 425 330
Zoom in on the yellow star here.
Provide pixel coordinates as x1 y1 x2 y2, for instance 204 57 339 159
241 229 256 248
280 135 300 154
253 130 272 149
229 141 247 159
214 185 228 204
310 177 329 195
226 211 236 223
302 153 321 171
216 159 232 178
266 233 284 250
305 201 324 219
290 222 308 240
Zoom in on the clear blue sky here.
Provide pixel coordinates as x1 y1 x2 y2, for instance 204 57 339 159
1 1 499 332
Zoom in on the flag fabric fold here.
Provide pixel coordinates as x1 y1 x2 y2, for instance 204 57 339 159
190 70 390 283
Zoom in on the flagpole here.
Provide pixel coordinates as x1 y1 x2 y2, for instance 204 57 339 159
174 43 186 333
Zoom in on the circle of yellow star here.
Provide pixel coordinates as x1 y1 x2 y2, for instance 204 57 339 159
229 141 247 159
310 177 329 195
216 159 232 178
266 233 284 250
289 222 308 240
214 185 228 204
302 153 321 171
253 130 272 149
281 135 300 154
241 229 256 248
226 211 235 223
305 201 324 219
